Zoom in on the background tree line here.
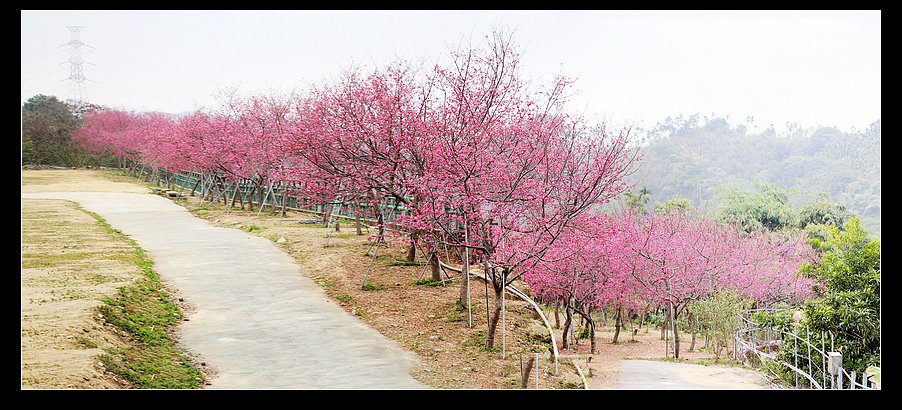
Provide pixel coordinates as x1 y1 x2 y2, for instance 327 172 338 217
21 94 116 168
629 115 880 237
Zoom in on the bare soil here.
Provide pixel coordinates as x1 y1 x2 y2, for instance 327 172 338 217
21 198 139 388
21 169 152 389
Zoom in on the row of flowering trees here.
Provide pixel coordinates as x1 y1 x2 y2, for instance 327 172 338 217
73 31 818 354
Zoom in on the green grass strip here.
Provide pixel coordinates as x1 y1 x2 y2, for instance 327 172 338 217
78 205 205 389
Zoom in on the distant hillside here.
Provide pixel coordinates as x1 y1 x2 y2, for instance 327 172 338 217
629 116 880 236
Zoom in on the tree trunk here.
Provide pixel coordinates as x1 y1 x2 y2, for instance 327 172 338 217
355 207 363 235
671 305 680 359
230 182 240 209
189 177 201 197
520 355 535 388
280 184 288 217
553 298 560 329
613 306 622 344
689 312 697 352
588 316 597 354
660 308 667 341
561 298 573 350
639 307 646 330
405 231 418 262
430 252 441 281
335 219 341 232
485 281 504 349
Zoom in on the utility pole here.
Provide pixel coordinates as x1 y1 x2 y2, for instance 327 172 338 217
64 26 88 110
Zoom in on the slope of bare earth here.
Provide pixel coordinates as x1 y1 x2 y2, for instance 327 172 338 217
21 198 139 388
22 169 149 194
21 168 150 389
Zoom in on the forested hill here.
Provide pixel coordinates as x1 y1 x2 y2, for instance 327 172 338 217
629 116 881 236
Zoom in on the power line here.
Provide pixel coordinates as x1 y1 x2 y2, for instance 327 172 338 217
21 63 67 82
90 64 211 99
22 78 66 95
84 44 220 87
88 79 190 108
21 47 66 62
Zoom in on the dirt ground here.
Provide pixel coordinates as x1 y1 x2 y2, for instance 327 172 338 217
21 168 768 389
22 168 149 194
21 169 151 389
21 198 139 388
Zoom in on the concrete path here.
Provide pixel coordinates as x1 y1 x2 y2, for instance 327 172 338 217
23 191 426 389
619 359 768 389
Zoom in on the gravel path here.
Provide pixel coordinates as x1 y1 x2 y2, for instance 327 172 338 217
23 191 426 389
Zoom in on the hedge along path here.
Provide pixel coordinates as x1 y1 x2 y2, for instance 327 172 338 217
22 190 426 389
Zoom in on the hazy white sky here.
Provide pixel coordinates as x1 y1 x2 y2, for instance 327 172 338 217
21 10 880 133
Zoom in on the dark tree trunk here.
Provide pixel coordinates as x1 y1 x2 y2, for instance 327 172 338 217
280 184 288 217
430 252 441 282
561 298 573 350
355 207 363 235
590 318 597 353
612 306 622 344
689 312 697 352
485 280 504 349
189 177 201 197
671 305 680 359
335 219 341 232
553 298 560 329
660 307 667 341
639 306 647 330
406 231 418 262
520 355 535 388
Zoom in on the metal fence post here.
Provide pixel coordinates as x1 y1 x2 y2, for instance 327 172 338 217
793 332 799 388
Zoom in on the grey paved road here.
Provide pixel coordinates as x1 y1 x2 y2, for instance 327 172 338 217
23 191 426 389
619 359 768 389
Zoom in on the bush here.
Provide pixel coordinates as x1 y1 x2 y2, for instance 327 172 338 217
690 290 743 358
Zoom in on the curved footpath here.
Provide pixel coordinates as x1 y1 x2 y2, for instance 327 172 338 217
22 191 426 389
619 359 768 389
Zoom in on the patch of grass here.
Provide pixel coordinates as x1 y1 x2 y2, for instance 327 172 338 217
361 282 385 291
325 232 356 239
194 210 210 219
75 336 98 349
657 357 689 363
388 258 426 267
241 224 264 233
447 311 464 323
78 206 204 389
464 330 500 353
414 278 443 287
191 201 217 211
335 293 353 304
